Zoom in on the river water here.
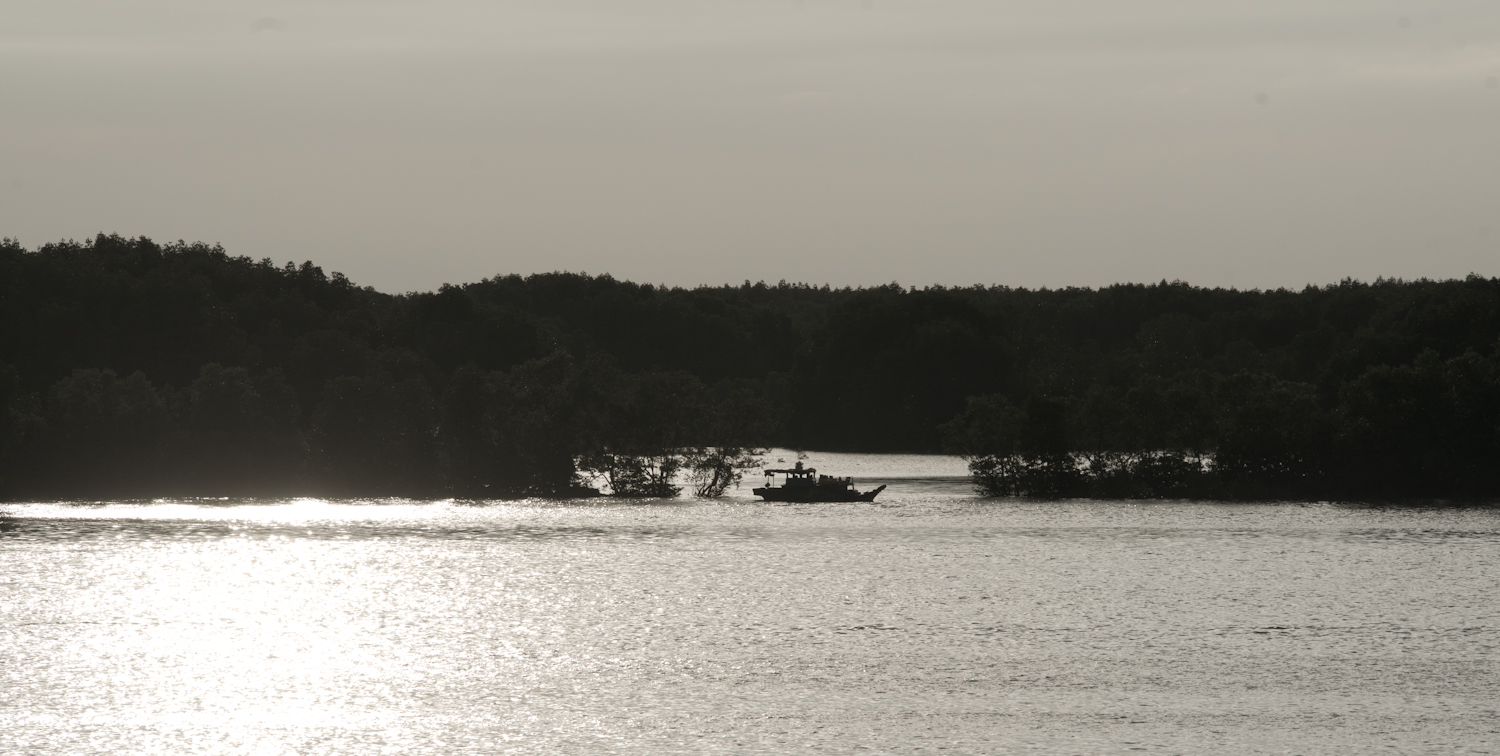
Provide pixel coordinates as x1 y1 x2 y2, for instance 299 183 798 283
2 453 1498 755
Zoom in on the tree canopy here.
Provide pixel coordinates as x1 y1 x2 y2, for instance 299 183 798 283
3 234 1498 500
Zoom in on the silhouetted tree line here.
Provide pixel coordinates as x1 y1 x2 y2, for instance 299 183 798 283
3 234 1498 499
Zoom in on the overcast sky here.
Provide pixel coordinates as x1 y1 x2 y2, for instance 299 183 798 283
3 1 1497 292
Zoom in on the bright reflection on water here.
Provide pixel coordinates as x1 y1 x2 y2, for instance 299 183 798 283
2 478 1498 754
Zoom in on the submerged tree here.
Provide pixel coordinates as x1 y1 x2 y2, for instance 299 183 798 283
577 370 704 497
681 447 765 498
943 394 1086 498
678 378 773 497
579 452 683 497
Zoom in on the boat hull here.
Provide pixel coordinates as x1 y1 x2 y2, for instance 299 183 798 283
752 484 885 503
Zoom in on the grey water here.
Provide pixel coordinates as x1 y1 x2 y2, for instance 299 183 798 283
2 454 1498 755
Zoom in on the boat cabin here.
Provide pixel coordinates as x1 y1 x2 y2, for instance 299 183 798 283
761 461 853 490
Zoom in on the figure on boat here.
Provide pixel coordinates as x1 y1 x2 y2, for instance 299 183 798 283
752 461 886 502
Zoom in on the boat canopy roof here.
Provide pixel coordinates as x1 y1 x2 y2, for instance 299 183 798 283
764 462 816 476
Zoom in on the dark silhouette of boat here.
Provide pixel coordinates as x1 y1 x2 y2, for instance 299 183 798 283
752 461 886 502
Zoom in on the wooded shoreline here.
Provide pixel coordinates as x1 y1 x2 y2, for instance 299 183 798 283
4 234 1498 500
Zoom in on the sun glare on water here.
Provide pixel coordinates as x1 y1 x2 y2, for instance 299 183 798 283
61 528 422 748
0 499 547 753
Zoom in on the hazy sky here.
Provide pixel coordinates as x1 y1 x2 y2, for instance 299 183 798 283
3 1 1497 292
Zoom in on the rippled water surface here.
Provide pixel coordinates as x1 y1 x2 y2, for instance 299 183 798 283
3 460 1498 754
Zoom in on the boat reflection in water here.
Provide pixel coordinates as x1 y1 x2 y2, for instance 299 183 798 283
752 461 886 502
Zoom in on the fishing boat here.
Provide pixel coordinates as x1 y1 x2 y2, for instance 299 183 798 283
752 461 886 502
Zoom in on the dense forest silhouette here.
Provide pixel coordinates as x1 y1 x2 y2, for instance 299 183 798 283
3 234 1498 500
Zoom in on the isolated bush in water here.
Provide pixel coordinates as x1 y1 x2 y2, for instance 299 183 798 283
579 452 681 497
683 446 765 498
